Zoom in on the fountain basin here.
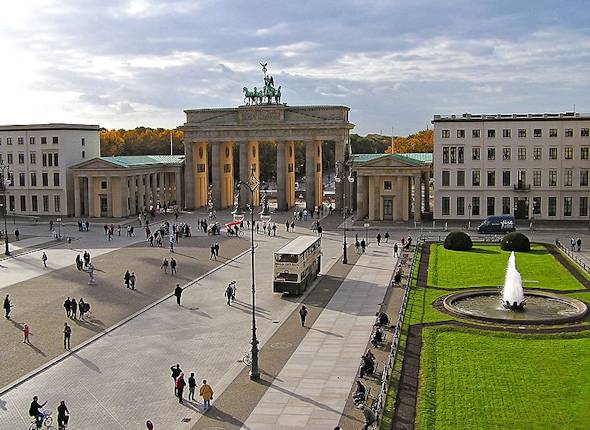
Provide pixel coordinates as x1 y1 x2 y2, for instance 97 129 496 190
442 289 587 325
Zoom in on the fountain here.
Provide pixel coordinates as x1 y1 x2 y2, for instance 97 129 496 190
442 251 587 324
502 252 525 310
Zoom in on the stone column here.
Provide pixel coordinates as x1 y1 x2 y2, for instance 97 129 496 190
314 139 323 209
423 171 430 212
414 173 422 221
158 172 164 207
286 141 295 208
239 141 250 207
276 141 287 210
144 173 150 209
335 139 345 210
87 176 95 218
184 141 195 209
356 175 368 219
211 142 222 209
175 171 182 207
74 176 81 217
305 140 315 211
396 176 404 221
137 175 145 211
120 176 128 217
82 177 89 217
106 176 113 217
129 175 136 215
151 173 157 207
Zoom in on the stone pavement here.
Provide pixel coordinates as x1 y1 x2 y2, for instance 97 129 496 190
241 242 397 430
0 230 342 429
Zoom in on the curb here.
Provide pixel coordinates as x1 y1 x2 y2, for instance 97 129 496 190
0 245 253 397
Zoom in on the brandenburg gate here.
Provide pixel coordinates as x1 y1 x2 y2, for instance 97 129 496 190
181 64 354 211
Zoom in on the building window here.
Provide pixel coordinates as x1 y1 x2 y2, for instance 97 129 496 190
9 195 14 211
581 147 589 159
82 150 85 158
442 129 450 138
564 197 572 216
19 173 25 186
81 138 85 146
487 197 495 215
224 163 231 173
20 195 26 211
580 197 589 217
502 197 511 215
502 170 511 187
549 170 558 187
29 137 35 145
548 197 557 216
533 129 542 138
31 195 38 212
487 129 496 138
581 170 589 187
30 173 37 187
549 128 558 137
101 181 107 189
17 137 24 145
565 128 573 137
6 137 12 145
42 153 47 167
442 171 450 187
18 153 25 164
564 170 573 187
30 153 36 164
472 170 480 186
458 147 464 164
533 170 541 187
502 147 511 161
472 197 480 216
472 129 480 138
457 197 465 216
52 136 59 144
197 163 206 173
518 129 526 138
383 180 392 190
43 195 49 212
41 137 47 144
502 129 511 138
517 147 526 160
7 153 13 165
457 129 465 138
442 147 449 164
533 197 541 215
582 128 590 137
42 173 48 187
487 147 496 160
457 170 465 187
533 147 542 160
487 170 495 187
472 147 480 161
441 197 450 216
450 147 457 163
549 147 557 160
54 195 60 212
48 153 53 167
564 147 573 160
53 173 60 187
53 153 59 167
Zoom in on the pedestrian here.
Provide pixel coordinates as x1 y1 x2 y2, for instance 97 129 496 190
393 242 399 257
42 252 48 268
170 364 182 395
256 223 260 234
23 323 30 343
299 305 308 327
103 224 108 236
3 294 12 319
124 270 131 288
161 258 169 273
230 281 236 302
79 298 86 320
355 239 361 254
170 258 177 276
15 229 19 240
64 297 71 317
210 244 216 260
272 224 277 236
75 254 82 270
63 322 72 350
49 220 54 231
117 225 121 236
317 226 323 237
225 284 233 305
169 235 175 253
214 241 220 258
361 404 377 430
376 233 381 246
200 380 213 410
188 372 197 401
384 231 390 243
285 221 290 232
174 284 182 306
176 373 186 404
130 272 136 290
57 400 70 430
70 298 77 320
360 240 366 253
577 238 582 252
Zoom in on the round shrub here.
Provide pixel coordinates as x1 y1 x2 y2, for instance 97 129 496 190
444 231 473 251
501 232 531 252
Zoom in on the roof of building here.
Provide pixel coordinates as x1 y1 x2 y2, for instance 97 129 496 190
0 123 100 131
432 112 590 122
352 152 432 166
99 155 185 167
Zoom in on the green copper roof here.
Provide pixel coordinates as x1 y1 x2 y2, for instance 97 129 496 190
352 152 432 166
100 155 185 167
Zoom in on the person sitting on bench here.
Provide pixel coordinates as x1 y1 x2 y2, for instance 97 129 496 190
353 380 367 404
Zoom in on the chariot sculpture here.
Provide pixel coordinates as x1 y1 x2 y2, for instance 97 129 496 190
243 62 282 105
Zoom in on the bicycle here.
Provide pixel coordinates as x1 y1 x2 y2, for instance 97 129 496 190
28 410 56 430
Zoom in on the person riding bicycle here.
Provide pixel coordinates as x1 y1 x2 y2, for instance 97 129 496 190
29 396 47 428
57 400 69 429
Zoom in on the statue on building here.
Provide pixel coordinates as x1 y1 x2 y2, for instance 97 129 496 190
243 63 283 105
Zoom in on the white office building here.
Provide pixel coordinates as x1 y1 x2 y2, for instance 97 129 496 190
433 112 590 222
0 123 100 217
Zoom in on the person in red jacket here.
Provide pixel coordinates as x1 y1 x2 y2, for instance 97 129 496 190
176 373 186 404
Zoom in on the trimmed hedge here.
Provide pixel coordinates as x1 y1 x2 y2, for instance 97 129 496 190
444 231 473 251
501 232 531 252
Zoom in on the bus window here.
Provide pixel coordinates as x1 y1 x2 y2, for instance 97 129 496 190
276 254 298 263
276 273 298 282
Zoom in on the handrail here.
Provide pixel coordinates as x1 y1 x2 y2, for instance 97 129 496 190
555 240 590 274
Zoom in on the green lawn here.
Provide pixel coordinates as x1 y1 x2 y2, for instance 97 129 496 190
417 326 590 430
427 243 585 291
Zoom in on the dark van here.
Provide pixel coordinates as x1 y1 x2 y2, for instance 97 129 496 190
476 215 516 234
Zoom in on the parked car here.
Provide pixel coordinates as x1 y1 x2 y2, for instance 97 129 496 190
476 215 516 234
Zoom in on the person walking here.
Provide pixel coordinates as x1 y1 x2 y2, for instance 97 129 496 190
210 244 216 260
23 323 30 343
170 364 182 395
170 258 177 276
63 322 72 350
130 272 136 290
14 229 19 240
124 270 131 288
376 233 381 246
299 305 308 327
360 239 366 253
42 252 48 268
161 258 169 273
3 294 12 319
285 220 290 232
384 231 390 243
57 400 70 430
225 284 233 305
214 241 220 258
188 372 197 401
79 298 86 320
64 297 71 317
200 380 213 410
174 284 182 306
393 242 399 258
75 254 82 271
577 237 582 252
176 373 186 404
70 298 78 320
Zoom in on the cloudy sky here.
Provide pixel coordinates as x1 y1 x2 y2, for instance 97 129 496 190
1 0 589 134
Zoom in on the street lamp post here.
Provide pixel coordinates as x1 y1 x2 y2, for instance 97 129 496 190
235 167 261 381
335 161 354 264
0 162 11 256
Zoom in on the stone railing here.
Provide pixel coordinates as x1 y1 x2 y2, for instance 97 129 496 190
555 240 590 274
